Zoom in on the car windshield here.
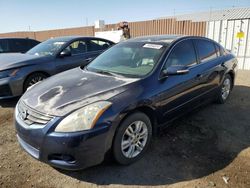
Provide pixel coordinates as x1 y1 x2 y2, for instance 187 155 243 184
87 42 166 78
27 39 66 57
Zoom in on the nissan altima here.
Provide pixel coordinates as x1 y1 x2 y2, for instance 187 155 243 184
15 35 237 170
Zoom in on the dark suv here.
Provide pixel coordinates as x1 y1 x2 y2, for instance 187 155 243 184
0 38 40 53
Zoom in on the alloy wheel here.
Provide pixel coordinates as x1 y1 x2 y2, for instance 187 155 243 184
28 76 45 87
221 78 231 100
121 120 148 158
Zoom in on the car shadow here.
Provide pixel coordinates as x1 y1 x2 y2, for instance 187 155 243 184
0 97 20 108
1 86 249 186
59 85 250 186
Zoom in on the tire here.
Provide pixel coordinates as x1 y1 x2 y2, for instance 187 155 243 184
216 74 232 104
113 112 152 165
24 73 48 92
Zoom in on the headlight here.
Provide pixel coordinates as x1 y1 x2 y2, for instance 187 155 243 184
55 101 112 133
0 69 19 79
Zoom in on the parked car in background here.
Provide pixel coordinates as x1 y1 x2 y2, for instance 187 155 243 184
0 36 114 99
15 35 237 170
0 38 40 54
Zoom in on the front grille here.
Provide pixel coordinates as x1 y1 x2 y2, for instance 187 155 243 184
0 84 12 97
18 101 54 126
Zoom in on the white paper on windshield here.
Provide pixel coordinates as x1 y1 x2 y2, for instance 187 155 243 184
143 44 163 49
54 42 65 45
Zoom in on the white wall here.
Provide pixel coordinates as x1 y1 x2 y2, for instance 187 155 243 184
206 19 250 70
95 30 123 43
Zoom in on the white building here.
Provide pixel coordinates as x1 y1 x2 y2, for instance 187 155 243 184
167 7 250 70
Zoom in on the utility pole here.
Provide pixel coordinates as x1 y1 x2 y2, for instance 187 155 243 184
86 17 88 26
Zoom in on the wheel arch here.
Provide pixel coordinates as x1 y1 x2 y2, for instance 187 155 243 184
227 70 235 88
23 71 50 92
109 105 157 163
116 105 158 136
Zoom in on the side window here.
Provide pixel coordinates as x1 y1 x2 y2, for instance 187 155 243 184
88 39 111 52
29 40 40 48
66 40 87 55
0 40 9 53
215 44 221 57
9 39 28 53
164 40 197 68
220 46 227 56
195 39 217 63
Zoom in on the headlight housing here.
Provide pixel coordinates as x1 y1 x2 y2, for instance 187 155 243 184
0 69 19 79
55 101 112 133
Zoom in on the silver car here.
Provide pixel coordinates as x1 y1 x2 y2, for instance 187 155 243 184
0 36 114 99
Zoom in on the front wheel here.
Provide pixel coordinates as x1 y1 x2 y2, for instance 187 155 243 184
24 73 48 92
216 74 232 104
113 112 152 165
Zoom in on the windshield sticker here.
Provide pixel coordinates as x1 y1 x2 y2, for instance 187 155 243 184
143 44 163 49
54 42 65 45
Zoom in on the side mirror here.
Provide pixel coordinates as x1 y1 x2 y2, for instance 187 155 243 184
59 49 71 57
161 66 189 78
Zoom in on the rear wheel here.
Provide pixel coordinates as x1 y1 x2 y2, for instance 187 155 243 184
24 73 47 92
113 112 152 165
216 74 232 104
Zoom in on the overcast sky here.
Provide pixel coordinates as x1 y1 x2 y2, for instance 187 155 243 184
0 0 250 33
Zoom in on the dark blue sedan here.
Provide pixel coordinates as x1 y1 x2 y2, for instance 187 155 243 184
15 35 237 170
0 36 114 99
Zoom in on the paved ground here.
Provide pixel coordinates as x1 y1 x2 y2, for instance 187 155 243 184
0 70 250 188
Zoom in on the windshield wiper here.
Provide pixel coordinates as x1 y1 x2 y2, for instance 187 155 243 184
95 70 121 77
85 67 126 78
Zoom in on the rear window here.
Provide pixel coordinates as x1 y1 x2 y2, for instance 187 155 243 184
29 40 40 48
215 44 221 56
88 39 112 52
9 39 29 53
195 39 217 63
215 43 227 57
0 40 9 53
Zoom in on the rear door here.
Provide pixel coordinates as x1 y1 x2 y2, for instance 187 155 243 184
193 39 223 98
55 40 90 73
158 39 205 123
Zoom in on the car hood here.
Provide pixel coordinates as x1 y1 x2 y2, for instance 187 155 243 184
0 53 51 71
21 68 139 116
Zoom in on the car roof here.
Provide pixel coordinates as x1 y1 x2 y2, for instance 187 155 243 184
46 36 114 43
0 37 38 40
124 35 219 47
127 35 185 44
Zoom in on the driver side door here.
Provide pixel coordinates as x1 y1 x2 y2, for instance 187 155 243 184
158 39 204 123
